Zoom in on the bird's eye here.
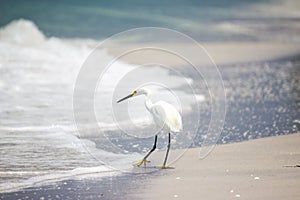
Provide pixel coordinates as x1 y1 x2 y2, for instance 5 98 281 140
133 91 137 95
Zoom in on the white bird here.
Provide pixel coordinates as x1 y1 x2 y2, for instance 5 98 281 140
117 87 182 169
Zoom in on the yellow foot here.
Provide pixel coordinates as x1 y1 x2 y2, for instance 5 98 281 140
133 159 150 167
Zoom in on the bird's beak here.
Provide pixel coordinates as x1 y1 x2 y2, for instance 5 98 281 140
117 93 134 103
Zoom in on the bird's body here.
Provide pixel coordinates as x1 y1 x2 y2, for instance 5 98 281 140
117 87 182 168
150 100 182 133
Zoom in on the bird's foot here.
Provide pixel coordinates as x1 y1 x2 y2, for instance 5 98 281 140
133 159 150 167
155 165 168 169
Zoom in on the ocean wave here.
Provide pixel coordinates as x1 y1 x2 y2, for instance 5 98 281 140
0 19 204 139
0 19 45 45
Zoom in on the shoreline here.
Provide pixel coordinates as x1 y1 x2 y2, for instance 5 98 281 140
1 133 299 199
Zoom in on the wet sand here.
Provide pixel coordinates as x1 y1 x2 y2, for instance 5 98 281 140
131 133 300 200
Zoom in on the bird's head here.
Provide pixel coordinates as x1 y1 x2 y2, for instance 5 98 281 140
117 87 150 103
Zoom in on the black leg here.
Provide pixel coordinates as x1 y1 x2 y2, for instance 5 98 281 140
163 132 171 167
143 135 157 160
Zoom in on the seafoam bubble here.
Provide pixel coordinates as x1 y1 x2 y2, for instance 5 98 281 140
0 19 45 45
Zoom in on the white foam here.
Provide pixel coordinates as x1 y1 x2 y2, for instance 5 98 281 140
0 124 74 132
0 166 119 193
0 19 45 45
0 125 140 193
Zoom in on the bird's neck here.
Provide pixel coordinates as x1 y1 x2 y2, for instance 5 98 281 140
144 95 153 111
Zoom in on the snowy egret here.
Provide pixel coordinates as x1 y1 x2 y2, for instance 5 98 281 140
117 87 182 169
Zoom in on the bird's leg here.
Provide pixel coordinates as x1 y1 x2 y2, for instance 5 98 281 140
134 135 157 167
161 132 171 169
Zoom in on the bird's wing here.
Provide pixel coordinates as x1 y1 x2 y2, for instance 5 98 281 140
151 101 183 132
150 103 167 130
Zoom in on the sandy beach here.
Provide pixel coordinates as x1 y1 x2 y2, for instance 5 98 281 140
131 134 300 200
107 41 300 67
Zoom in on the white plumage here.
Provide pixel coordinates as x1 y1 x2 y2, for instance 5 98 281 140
117 87 183 168
150 100 182 133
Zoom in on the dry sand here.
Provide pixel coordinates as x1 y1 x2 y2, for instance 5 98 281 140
131 134 300 200
107 42 300 67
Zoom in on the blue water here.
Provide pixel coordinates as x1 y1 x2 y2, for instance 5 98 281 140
1 0 299 41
